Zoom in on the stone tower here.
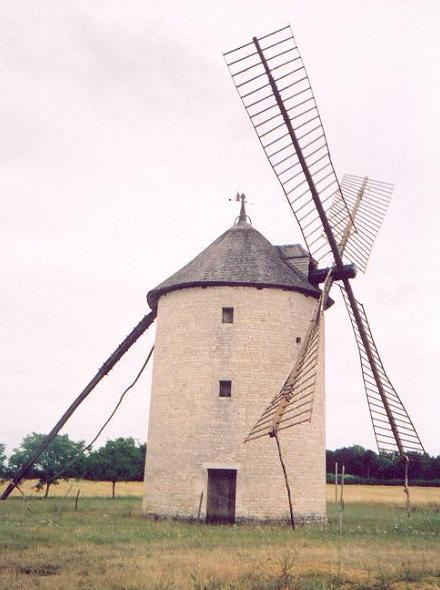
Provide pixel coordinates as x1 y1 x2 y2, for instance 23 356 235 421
143 204 326 523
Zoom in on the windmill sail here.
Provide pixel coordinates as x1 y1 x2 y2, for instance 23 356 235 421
246 272 331 442
226 26 424 458
329 175 394 272
340 287 425 456
224 25 353 267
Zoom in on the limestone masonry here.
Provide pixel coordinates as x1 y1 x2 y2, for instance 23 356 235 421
143 211 326 523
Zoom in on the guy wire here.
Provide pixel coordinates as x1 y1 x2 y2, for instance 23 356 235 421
31 345 154 488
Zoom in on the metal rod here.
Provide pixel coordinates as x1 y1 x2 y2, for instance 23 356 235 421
345 173 393 188
258 35 292 53
236 69 270 88
257 24 291 42
250 101 279 119
245 91 275 109
286 96 314 113
270 56 302 73
356 205 386 225
290 105 317 122
297 124 323 142
298 134 326 155
278 162 301 179
223 40 255 57
273 66 305 85
282 85 312 105
266 47 299 64
301 143 327 164
276 417 310 432
241 81 271 99
279 404 314 424
259 120 286 139
255 110 283 129
277 78 307 95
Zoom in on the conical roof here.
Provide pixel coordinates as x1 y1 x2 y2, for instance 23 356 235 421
147 217 321 309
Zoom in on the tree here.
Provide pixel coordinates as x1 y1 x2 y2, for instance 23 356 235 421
0 444 7 480
85 438 145 498
326 445 440 482
8 433 85 497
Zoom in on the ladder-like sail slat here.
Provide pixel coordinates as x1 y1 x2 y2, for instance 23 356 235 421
226 26 424 461
328 175 393 272
245 273 331 442
224 26 353 267
340 285 424 456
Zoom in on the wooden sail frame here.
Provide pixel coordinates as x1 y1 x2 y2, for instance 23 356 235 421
225 26 425 458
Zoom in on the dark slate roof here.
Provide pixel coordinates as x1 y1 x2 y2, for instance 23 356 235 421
276 244 314 262
147 218 321 309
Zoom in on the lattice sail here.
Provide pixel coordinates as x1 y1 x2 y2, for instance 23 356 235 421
246 274 331 442
224 26 353 266
245 314 320 442
329 174 394 272
226 26 424 459
340 286 425 456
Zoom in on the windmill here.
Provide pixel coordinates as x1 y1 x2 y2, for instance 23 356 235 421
1 25 424 526
223 25 424 521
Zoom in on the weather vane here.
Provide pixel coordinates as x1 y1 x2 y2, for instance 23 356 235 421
228 191 246 204
229 192 251 225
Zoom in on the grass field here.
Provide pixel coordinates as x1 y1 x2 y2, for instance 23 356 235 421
2 479 440 504
1 482 440 590
0 479 145 498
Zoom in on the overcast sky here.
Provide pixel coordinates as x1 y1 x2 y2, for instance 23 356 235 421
1 0 439 458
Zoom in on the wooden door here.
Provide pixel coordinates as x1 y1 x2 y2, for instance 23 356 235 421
206 469 237 524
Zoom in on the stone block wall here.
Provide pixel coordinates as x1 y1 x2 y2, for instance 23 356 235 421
143 285 326 521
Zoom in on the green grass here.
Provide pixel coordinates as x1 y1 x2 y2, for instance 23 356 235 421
1 496 440 589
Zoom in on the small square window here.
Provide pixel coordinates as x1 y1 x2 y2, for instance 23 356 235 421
219 380 232 397
296 337 301 344
222 307 234 324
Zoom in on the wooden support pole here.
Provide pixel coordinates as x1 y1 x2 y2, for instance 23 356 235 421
75 489 80 512
1 310 156 501
403 455 411 518
197 490 204 526
273 430 295 530
335 461 339 503
339 464 345 535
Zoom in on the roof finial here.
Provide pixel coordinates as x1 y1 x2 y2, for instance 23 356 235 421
238 193 247 222
231 192 251 226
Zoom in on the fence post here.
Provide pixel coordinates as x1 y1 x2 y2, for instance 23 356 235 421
339 464 345 535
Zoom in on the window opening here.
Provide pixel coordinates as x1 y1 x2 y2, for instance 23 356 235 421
222 307 234 324
219 380 232 397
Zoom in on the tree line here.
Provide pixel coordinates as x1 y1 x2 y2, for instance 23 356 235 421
326 445 440 485
0 434 145 497
1 437 440 497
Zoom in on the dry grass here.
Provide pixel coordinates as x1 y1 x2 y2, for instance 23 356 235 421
0 483 439 589
2 541 439 590
0 478 144 498
2 479 439 504
325 483 440 505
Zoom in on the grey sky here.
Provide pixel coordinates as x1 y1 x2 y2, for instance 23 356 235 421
1 1 439 457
